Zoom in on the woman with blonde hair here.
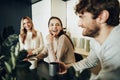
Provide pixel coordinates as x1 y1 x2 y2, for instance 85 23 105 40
19 16 44 56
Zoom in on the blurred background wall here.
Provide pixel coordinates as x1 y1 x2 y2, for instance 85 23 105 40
0 0 32 35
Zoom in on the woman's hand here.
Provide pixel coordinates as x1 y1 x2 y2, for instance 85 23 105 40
46 34 54 44
27 49 33 55
58 62 67 74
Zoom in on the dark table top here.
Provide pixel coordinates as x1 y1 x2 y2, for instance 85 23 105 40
16 60 69 80
37 60 69 80
16 60 91 80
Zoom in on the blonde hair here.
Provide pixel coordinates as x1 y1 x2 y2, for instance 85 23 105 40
20 16 37 44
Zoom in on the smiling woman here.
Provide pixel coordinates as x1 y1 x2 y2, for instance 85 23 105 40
19 16 44 56
35 16 75 65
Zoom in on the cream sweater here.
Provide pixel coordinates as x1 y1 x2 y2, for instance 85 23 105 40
19 31 44 54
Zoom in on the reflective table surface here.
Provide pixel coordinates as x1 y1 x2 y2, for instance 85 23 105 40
16 60 91 80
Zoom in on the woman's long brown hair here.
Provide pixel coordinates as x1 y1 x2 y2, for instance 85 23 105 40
20 16 37 44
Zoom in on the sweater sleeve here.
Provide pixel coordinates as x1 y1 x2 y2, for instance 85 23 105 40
32 32 44 54
36 47 48 60
56 35 67 62
47 43 56 62
46 34 57 62
19 35 24 51
72 40 99 72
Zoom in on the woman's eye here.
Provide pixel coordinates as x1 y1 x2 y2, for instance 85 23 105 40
55 23 60 26
50 24 54 26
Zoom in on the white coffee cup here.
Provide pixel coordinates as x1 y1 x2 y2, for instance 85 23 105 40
28 57 37 70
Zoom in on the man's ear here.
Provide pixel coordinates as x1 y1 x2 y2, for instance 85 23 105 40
96 10 109 24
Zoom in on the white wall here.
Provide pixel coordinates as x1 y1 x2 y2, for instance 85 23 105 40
67 0 83 38
32 0 51 44
51 0 67 28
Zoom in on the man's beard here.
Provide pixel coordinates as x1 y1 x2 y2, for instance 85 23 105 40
83 26 100 38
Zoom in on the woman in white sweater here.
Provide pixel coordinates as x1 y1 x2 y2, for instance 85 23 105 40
19 16 44 56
